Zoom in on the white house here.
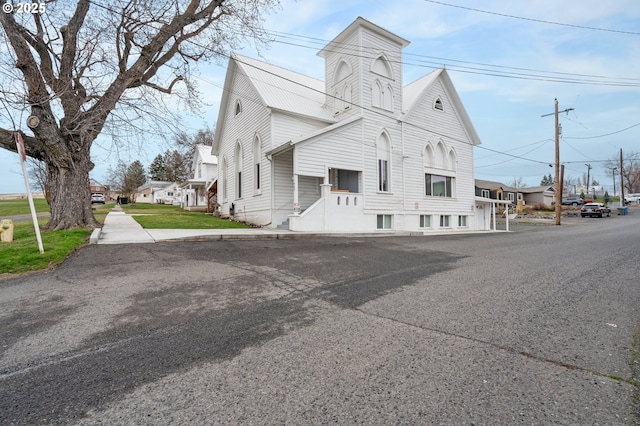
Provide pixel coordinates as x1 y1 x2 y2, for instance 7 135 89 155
134 180 174 204
212 17 498 232
155 182 181 205
181 144 218 211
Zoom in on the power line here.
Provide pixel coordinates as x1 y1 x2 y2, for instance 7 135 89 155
7 0 639 171
260 28 640 87
422 0 640 36
565 122 640 139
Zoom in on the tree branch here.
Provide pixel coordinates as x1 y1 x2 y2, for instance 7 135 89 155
143 76 184 93
0 128 46 160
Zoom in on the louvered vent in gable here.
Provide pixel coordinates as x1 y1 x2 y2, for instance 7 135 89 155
434 97 444 111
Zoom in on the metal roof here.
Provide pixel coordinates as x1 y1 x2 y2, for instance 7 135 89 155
233 53 334 122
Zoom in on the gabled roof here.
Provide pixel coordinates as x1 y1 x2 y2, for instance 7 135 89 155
318 16 410 58
476 179 554 194
233 53 332 120
136 180 174 192
402 68 482 146
213 53 334 154
194 144 217 165
403 69 440 112
475 179 518 192
519 185 555 194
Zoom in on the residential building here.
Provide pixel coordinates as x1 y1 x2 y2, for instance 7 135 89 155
181 144 218 211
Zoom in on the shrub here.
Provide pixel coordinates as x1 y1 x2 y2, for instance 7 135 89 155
533 203 554 212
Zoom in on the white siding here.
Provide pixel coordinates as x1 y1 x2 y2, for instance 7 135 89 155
217 66 272 225
295 121 364 177
400 79 476 220
272 112 328 150
273 149 294 227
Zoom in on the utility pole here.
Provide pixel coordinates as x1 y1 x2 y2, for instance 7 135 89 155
585 163 591 198
620 148 625 207
542 99 574 225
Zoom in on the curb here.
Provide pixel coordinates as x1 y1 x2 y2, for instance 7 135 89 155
89 228 102 244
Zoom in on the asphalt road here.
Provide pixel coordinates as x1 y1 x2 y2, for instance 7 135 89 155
1 215 639 424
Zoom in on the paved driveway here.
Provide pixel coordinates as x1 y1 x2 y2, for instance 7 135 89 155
1 214 639 424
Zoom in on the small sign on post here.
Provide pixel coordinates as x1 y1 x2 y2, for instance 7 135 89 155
14 132 44 254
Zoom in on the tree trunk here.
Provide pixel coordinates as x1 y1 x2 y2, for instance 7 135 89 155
45 143 100 230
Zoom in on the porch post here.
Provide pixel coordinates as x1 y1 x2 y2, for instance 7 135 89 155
293 174 300 214
506 202 510 231
492 201 497 231
320 181 332 231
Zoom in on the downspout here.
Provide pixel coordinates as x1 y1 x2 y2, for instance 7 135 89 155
401 120 406 212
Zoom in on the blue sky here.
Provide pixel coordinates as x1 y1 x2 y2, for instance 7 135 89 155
2 0 639 194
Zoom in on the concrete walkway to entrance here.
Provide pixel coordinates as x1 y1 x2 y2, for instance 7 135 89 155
94 205 155 244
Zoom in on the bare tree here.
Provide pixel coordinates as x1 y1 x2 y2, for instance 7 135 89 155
509 176 525 189
605 151 640 194
106 160 129 195
0 0 278 229
173 126 215 166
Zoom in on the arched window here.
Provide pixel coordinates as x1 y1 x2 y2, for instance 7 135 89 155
371 81 393 111
434 97 444 111
424 141 456 199
334 60 351 83
234 142 243 199
222 157 228 202
377 131 391 192
371 55 392 79
343 84 352 109
435 141 447 169
383 84 393 110
333 90 340 113
253 135 261 192
448 149 457 171
235 99 242 116
423 144 434 168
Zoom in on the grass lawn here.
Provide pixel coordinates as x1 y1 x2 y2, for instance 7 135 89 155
0 198 50 216
122 203 250 229
0 220 90 275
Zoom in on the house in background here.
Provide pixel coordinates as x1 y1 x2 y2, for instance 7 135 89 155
213 17 499 232
90 178 110 199
154 182 181 205
475 179 522 209
475 179 556 209
520 185 555 206
134 180 173 204
181 144 218 211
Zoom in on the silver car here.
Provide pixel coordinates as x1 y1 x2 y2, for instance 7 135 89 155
580 202 610 218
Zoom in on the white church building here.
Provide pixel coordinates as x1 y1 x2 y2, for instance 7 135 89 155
212 17 500 232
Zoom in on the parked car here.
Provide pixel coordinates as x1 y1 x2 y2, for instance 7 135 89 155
580 202 610 218
91 193 106 204
561 197 584 206
624 193 640 204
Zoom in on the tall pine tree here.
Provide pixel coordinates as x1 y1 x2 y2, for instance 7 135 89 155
148 154 167 181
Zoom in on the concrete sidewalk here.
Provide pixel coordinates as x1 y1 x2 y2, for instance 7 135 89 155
92 206 427 244
94 209 155 244
92 206 507 244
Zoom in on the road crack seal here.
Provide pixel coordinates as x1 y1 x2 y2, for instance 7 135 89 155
358 308 640 387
